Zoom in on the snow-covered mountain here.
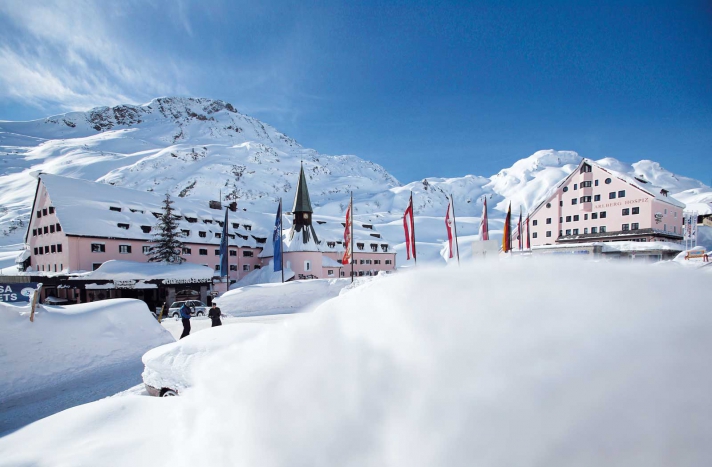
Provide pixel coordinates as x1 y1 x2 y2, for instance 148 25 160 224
1 97 711 263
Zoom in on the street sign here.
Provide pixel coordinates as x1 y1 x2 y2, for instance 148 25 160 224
0 283 41 303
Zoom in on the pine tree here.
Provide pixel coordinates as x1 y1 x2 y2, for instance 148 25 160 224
148 193 185 264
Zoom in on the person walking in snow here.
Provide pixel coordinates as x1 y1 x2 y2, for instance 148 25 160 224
179 302 192 339
208 303 222 327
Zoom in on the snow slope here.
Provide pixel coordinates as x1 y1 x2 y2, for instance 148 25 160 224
1 97 710 258
1 261 711 466
0 299 173 434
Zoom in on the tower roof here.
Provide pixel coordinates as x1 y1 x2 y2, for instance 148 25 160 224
292 163 313 213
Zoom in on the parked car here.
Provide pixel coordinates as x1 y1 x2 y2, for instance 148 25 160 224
168 300 208 318
142 323 268 397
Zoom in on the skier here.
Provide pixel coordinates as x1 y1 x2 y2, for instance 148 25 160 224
208 303 222 327
179 302 192 339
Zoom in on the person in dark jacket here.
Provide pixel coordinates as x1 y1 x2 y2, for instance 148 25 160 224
179 302 192 339
208 303 222 327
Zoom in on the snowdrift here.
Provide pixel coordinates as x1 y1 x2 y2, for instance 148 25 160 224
216 278 349 316
0 299 173 433
2 262 711 466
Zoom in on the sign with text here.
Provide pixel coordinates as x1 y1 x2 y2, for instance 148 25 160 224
0 283 41 303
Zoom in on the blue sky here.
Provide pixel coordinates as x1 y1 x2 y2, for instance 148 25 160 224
0 0 710 184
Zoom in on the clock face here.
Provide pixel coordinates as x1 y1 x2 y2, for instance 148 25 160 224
303 213 308 219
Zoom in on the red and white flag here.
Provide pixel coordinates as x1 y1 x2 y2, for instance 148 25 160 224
342 202 352 265
445 197 458 259
479 198 489 241
403 193 416 261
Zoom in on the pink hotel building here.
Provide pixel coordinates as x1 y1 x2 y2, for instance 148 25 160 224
16 169 395 305
529 159 685 247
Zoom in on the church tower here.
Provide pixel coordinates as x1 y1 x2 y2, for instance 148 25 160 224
289 163 319 246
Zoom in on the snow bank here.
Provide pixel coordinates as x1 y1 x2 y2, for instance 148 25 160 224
3 262 712 466
217 278 349 316
0 299 173 432
232 259 295 287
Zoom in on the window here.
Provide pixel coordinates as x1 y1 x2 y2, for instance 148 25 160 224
591 227 598 234
244 225 252 231
215 265 221 271
664 224 667 231
595 180 599 186
584 228 588 234
631 223 639 230
183 247 192 255
605 178 612 184
49 225 55 234
584 214 588 220
385 260 392 265
199 231 207 238
559 201 563 207
594 194 601 201
119 245 132 254
215 249 220 255
141 226 151 234
546 203 551 208
664 208 667 215
232 223 239 229
360 259 365 265
56 223 62 232
56 244 63 253
618 190 626 198
565 229 572 235
546 218 551 224
304 260 311 271
366 259 372 265
580 196 591 203
622 224 629 231
185 217 197 223
230 265 237 271
560 217 563 223
573 215 579 221
572 198 577 205
51 245 56 253
374 260 381 265
581 181 592 188
44 246 49 254
600 211 607 219
573 229 579 235
109 206 122 212
43 226 48 234
563 186 569 192
532 220 538 226
609 192 616 199
581 163 592 173
181 229 190 237
574 183 578 190
357 243 364 250
229 250 237 257
327 269 335 277
42 208 47 216
199 249 208 256
37 247 42 255
632 207 639 215
92 263 102 271
559 230 563 236
91 243 105 253
592 212 598 220
36 210 42 218
32 228 37 236
215 233 222 239
49 206 55 214
532 232 538 238
673 226 676 233
622 208 630 216
118 223 129 230
546 231 552 237
600 226 607 233
243 250 253 257
143 246 151 254
565 216 571 222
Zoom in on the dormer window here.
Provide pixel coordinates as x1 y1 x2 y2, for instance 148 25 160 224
244 225 252 231
228 234 235 239
110 206 122 212
215 233 222 238
217 221 224 227
357 243 364 251
129 208 144 214
152 212 161 218
203 219 213 224
660 189 669 197
117 223 130 230
232 223 239 229
327 241 336 248
370 233 381 238
381 244 389 252
141 226 151 234
580 163 592 173
181 229 190 237
186 217 197 223
199 231 207 238
370 244 378 252
49 206 55 214
316 221 326 225
253 236 266 244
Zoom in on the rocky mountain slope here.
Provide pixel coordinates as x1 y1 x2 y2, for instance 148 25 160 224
1 97 710 263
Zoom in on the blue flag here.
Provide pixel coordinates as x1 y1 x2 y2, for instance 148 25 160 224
219 208 229 276
273 199 282 272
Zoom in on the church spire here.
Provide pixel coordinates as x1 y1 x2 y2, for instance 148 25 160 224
292 162 313 214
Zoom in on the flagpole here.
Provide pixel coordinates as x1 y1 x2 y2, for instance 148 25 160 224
411 191 417 266
350 191 354 283
451 194 461 266
280 198 284 284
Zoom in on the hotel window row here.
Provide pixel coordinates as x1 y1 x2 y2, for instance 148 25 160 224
32 223 62 236
35 207 56 218
33 244 63 255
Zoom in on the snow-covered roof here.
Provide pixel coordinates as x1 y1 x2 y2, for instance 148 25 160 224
321 255 343 268
38 174 268 248
74 260 214 283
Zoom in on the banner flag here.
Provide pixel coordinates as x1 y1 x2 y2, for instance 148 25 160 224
445 197 458 259
342 202 352 265
403 194 416 260
219 207 229 276
273 199 282 272
479 198 489 241
502 202 512 253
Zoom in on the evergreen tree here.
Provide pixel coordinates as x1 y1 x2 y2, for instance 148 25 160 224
148 193 185 264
